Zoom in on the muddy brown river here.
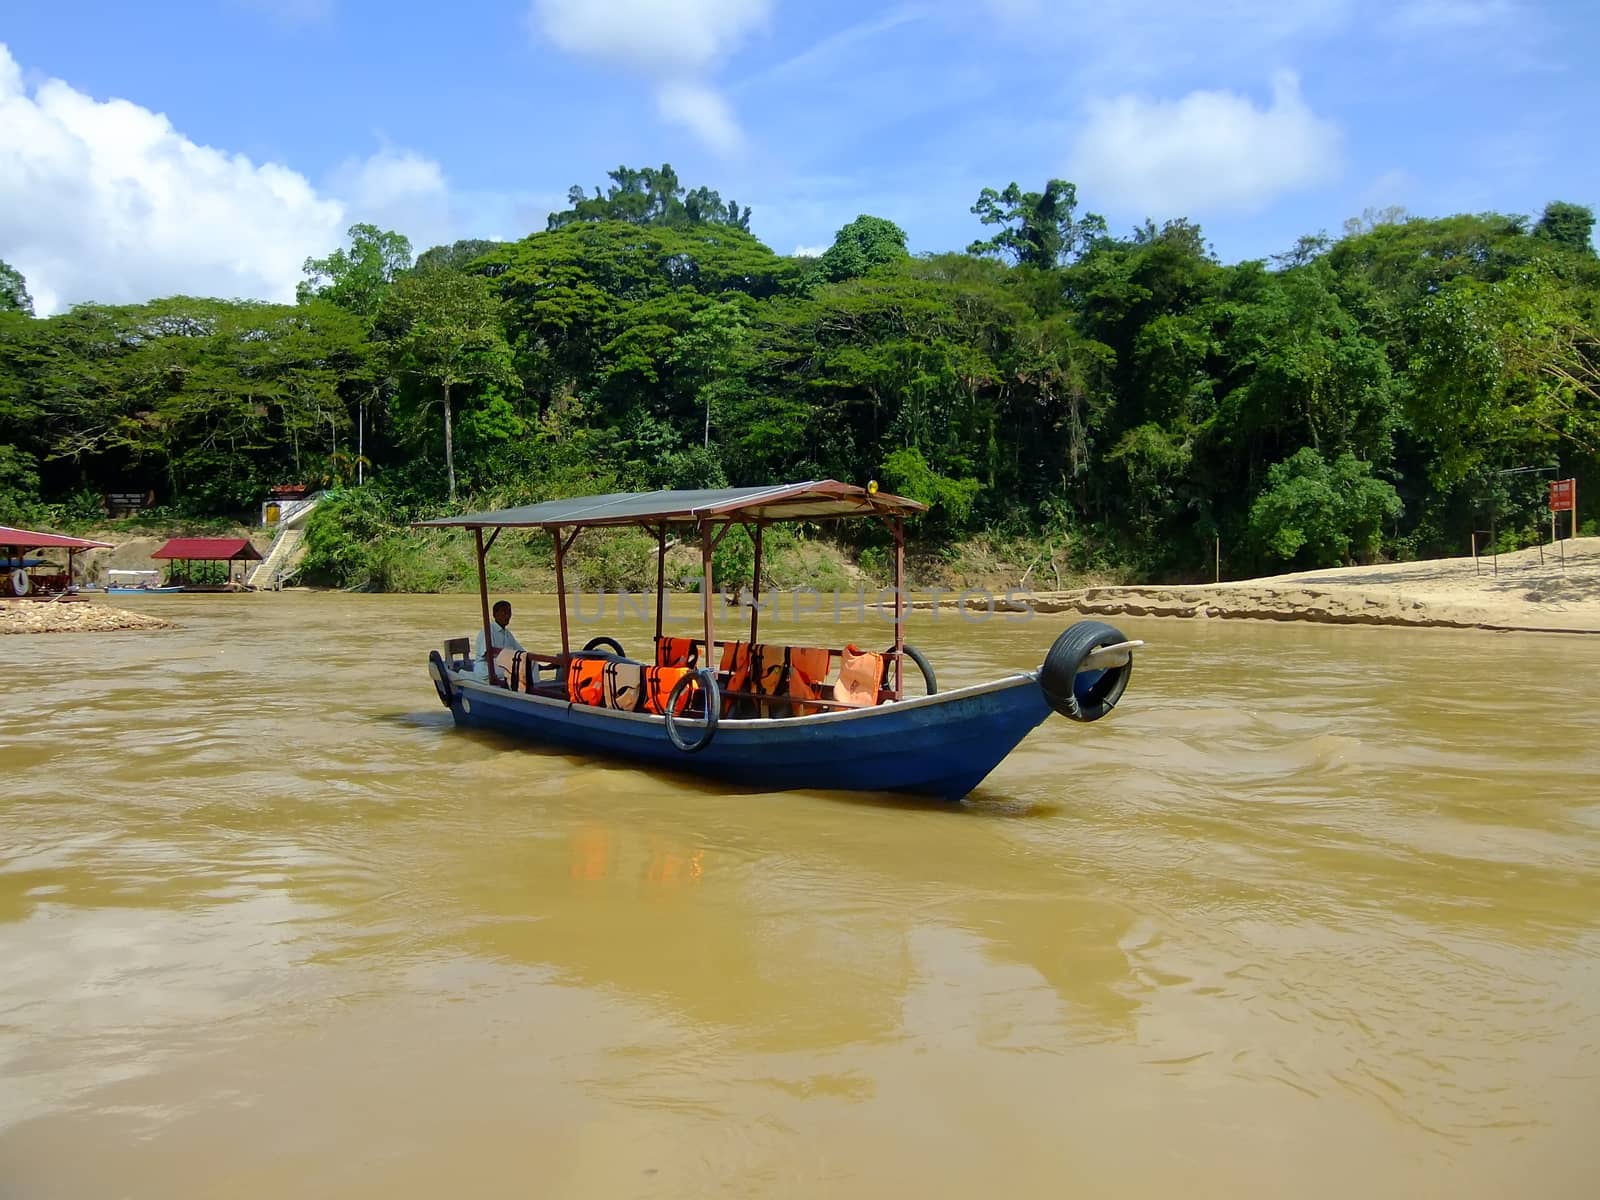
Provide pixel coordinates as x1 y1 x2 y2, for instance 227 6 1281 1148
3 593 1598 1197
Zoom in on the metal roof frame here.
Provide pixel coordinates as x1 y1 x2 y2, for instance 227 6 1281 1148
413 480 925 531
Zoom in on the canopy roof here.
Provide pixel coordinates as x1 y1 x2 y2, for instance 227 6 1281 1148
150 537 263 561
0 525 113 551
415 481 925 531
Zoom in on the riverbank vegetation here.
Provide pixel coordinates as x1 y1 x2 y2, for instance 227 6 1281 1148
3 164 1597 591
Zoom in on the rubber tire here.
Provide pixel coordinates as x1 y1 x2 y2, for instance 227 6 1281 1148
1039 620 1132 722
882 643 937 696
583 635 625 657
428 649 454 708
10 568 29 597
664 668 720 754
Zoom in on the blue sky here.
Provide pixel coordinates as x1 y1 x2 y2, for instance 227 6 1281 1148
2 0 1597 312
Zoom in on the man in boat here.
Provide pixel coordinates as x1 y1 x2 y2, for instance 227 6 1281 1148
474 600 526 677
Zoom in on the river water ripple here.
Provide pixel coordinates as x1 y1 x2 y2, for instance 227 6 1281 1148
2 594 1598 1197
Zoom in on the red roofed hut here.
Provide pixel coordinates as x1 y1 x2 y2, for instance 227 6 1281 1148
150 537 263 592
0 526 114 599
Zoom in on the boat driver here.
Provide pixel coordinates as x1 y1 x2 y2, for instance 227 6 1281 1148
475 600 527 676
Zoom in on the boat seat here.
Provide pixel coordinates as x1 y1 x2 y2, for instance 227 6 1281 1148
443 637 472 671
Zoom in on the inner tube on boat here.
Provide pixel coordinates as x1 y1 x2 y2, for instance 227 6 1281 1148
428 649 454 708
882 643 937 695
583 635 626 657
664 667 720 754
1039 620 1132 723
10 568 29 597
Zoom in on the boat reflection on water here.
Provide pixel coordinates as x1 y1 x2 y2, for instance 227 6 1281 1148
5 594 1598 1199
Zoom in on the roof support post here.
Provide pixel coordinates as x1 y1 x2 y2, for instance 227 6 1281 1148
699 518 716 658
475 527 497 685
892 515 905 700
748 522 763 646
551 526 571 656
654 524 667 645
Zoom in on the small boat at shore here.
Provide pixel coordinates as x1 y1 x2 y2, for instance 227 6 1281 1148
105 570 182 594
416 481 1140 802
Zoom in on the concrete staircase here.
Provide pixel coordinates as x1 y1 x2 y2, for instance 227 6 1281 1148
248 493 320 589
248 528 304 589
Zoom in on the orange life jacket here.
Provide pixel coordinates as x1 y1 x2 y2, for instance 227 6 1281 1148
789 647 831 702
835 645 884 708
718 641 751 717
567 657 609 707
655 636 700 669
751 644 827 718
640 666 693 715
568 656 691 716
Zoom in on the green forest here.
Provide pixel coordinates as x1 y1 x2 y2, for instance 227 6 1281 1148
2 164 1596 590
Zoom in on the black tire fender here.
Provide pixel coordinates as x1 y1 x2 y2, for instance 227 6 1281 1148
583 635 626 657
881 643 937 695
1039 620 1132 722
428 649 455 708
665 668 720 753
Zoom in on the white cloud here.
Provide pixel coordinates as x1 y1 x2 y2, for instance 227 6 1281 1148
530 0 772 74
0 43 456 314
791 243 828 257
655 81 743 154
328 147 454 253
1068 72 1341 217
527 0 772 153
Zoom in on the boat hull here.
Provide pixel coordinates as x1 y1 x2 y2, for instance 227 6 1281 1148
439 670 1055 802
106 586 183 594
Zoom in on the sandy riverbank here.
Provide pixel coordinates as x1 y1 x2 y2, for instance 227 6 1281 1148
0 598 176 635
907 537 1600 634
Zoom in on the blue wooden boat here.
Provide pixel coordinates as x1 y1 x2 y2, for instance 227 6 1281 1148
417 481 1139 802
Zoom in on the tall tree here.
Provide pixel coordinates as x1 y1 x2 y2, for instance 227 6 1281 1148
376 271 517 500
969 180 1106 269
669 300 752 448
298 224 414 317
1534 202 1597 256
414 239 505 275
0 260 33 316
547 164 751 231
814 215 909 283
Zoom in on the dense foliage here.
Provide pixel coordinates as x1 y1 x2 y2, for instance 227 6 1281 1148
2 171 1597 585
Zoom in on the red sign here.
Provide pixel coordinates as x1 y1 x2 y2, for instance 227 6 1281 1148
1549 478 1576 512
